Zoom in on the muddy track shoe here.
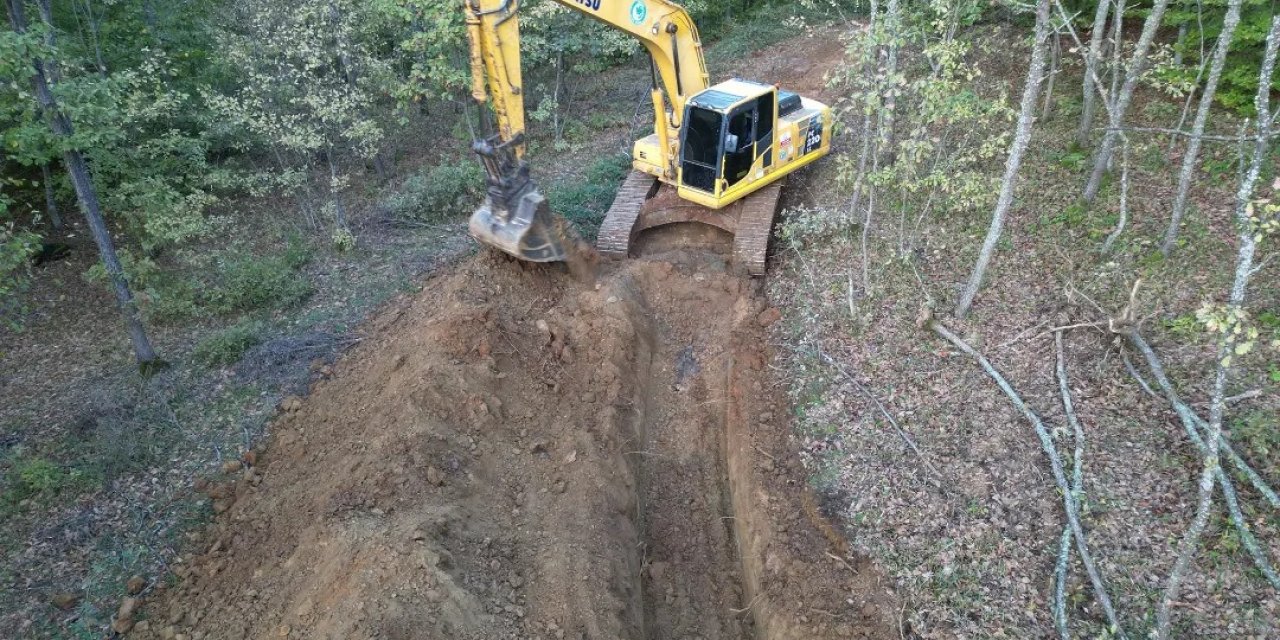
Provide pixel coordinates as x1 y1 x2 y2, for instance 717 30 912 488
597 170 660 259
731 180 785 276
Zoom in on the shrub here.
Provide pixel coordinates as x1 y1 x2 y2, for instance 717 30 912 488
546 153 632 240
385 161 484 224
193 319 265 366
1 454 92 508
206 250 312 314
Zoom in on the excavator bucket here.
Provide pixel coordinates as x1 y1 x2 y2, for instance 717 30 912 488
469 189 569 263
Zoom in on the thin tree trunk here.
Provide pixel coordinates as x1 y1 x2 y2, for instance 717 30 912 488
1083 0 1171 204
326 149 348 231
1161 0 1245 255
1100 136 1129 252
41 163 64 231
1174 21 1187 66
1042 30 1060 121
8 0 161 369
1076 0 1113 147
955 0 1052 319
877 0 901 161
1155 17 1280 639
1168 0 1208 158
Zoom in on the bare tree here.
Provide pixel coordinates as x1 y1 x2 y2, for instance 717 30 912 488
1155 16 1280 639
954 0 1051 319
1076 0 1114 147
1082 0 1171 204
6 0 163 369
1160 0 1245 255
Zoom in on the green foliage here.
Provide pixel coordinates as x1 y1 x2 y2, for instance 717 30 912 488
194 319 265 366
1233 411 1278 460
1164 312 1203 340
0 178 41 325
384 161 484 223
1 453 93 510
1053 146 1090 172
91 240 313 322
830 0 1010 240
1044 202 1089 228
367 0 469 104
545 153 631 239
205 248 313 314
1166 0 1279 114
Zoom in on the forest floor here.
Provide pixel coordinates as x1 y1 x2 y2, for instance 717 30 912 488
2 9 1278 640
769 23 1280 640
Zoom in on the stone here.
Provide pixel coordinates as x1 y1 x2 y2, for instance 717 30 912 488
117 597 141 621
126 575 147 595
51 592 79 611
757 307 782 327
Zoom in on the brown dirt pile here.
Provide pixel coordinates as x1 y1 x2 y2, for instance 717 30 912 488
132 251 899 640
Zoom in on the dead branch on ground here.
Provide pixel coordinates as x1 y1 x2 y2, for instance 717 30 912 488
928 321 1126 638
818 350 945 488
1127 333 1280 592
1053 330 1087 640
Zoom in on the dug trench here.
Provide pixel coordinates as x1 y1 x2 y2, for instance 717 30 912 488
132 248 901 640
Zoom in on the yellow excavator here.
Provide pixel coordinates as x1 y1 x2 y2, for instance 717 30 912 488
464 0 831 275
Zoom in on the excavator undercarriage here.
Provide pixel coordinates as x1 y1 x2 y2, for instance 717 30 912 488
597 171 784 276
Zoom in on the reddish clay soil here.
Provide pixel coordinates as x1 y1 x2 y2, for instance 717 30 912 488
130 247 902 640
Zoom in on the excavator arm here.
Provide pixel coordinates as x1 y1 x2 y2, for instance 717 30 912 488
463 0 709 263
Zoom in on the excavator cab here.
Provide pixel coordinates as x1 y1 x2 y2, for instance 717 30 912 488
653 79 827 211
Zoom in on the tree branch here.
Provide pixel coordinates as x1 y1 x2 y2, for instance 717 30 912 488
929 321 1126 638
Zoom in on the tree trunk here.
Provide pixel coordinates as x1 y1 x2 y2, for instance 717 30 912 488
877 0 901 161
1076 0 1113 147
1155 18 1280 639
8 0 162 369
1083 0 1171 204
1160 0 1244 255
954 0 1052 319
41 163 64 231
326 150 348 231
1041 30 1060 121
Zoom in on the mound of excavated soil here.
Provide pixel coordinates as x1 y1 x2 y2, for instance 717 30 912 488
132 251 900 640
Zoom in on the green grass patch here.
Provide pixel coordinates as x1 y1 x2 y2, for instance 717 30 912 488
1234 410 1278 461
1052 145 1090 172
193 319 265 367
1163 312 1202 341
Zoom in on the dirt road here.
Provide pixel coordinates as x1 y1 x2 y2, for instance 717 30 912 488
129 246 899 640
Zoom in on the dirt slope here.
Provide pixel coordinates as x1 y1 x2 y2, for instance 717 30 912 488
131 250 900 640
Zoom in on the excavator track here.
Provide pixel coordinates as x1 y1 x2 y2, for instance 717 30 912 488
597 170 661 258
597 170 785 276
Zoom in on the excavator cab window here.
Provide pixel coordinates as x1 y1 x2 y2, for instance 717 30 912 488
724 104 757 188
680 106 724 193
756 91 775 168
